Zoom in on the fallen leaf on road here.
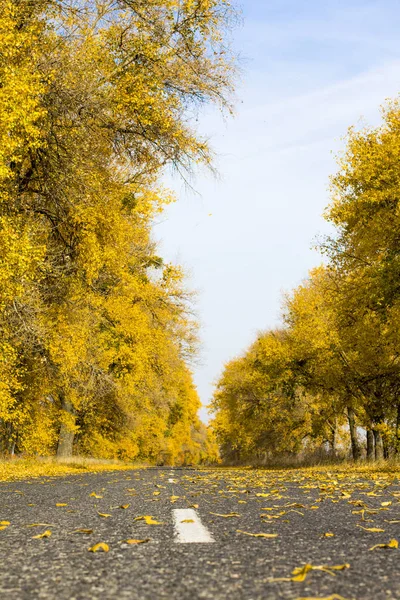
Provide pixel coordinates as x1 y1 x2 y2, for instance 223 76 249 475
267 563 350 583
32 530 52 539
369 539 398 551
210 512 240 518
71 529 93 534
124 539 150 544
295 595 349 600
0 521 10 526
134 515 163 525
291 564 316 582
97 512 112 518
55 503 67 507
88 542 109 552
90 493 103 499
181 519 195 523
322 532 335 537
236 530 278 538
357 526 385 532
384 520 400 524
120 504 130 509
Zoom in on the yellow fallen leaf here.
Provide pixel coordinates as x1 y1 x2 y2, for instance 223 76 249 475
124 539 150 544
291 564 314 582
153 491 161 496
120 504 130 509
181 519 195 523
357 526 385 532
56 503 67 507
261 512 286 520
0 521 10 526
32 530 52 539
295 595 349 600
236 530 278 538
88 542 109 552
384 520 400 524
27 523 53 527
369 539 398 551
72 529 93 534
256 493 270 498
210 512 240 518
381 501 392 507
0 525 9 531
324 564 350 572
134 515 163 525
189 504 199 509
170 496 180 503
90 493 103 499
323 532 335 537
267 563 350 584
97 512 112 518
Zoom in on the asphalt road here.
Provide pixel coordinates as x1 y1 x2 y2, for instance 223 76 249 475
0 467 399 600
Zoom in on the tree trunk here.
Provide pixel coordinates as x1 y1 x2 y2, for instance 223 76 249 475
331 417 337 456
366 429 374 461
373 429 384 461
347 407 361 460
396 405 400 454
57 395 76 458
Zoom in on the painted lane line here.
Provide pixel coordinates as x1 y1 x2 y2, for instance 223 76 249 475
173 509 214 544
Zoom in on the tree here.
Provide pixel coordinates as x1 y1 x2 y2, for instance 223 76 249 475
0 0 237 461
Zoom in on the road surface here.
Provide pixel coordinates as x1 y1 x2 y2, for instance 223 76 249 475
0 467 399 599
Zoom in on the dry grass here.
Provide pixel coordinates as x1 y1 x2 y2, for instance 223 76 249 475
0 456 139 482
1 455 399 483
212 457 400 477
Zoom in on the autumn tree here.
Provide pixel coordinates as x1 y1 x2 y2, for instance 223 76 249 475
0 0 236 461
322 99 400 458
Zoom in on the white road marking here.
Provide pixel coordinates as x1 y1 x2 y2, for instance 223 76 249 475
173 508 214 544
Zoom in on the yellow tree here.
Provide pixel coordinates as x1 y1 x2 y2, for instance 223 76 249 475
0 0 236 459
323 98 400 457
210 330 316 463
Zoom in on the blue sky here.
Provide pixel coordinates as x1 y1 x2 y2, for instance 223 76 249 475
156 0 400 422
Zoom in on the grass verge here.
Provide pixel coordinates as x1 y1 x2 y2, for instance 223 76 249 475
0 456 138 482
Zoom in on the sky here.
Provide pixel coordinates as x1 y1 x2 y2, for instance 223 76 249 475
155 0 400 422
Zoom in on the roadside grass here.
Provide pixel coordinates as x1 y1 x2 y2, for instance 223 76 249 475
1 455 399 483
255 459 400 476
205 458 400 477
0 456 139 482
